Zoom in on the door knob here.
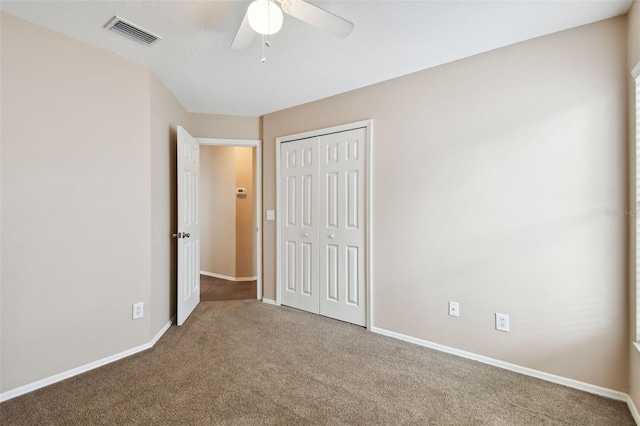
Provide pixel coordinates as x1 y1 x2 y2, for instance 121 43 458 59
172 232 190 239
329 234 335 239
304 233 309 237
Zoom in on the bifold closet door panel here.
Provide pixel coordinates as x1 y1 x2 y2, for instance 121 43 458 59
280 137 320 314
318 128 367 326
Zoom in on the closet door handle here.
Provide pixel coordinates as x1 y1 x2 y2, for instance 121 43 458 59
329 234 335 239
303 233 310 237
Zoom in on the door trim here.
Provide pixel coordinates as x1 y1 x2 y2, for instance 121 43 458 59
198 137 263 301
275 120 373 329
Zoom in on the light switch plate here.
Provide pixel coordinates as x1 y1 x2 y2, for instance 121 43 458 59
448 301 459 317
266 210 275 221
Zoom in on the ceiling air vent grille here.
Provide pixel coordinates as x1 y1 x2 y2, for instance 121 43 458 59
105 16 162 46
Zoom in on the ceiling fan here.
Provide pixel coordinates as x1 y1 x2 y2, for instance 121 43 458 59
231 0 354 50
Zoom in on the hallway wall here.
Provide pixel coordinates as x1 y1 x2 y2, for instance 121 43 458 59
199 146 255 279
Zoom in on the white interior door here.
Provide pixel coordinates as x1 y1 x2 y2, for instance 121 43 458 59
318 128 367 326
177 126 200 326
280 137 319 314
279 127 368 326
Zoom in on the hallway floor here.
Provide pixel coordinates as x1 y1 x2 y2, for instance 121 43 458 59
200 274 257 301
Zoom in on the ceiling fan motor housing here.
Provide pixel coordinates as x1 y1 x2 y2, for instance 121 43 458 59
247 0 284 35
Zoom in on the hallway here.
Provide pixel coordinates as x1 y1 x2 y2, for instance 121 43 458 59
200 275 257 301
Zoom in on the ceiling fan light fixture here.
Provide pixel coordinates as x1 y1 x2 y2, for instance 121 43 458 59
247 0 284 35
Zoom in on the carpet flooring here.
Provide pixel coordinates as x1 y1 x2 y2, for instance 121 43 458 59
1 300 635 425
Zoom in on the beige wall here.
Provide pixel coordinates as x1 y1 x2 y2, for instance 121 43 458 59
189 114 260 140
199 146 237 277
235 147 255 279
1 12 188 394
628 0 640 413
0 6 4 394
1 13 154 391
149 72 188 333
263 17 629 391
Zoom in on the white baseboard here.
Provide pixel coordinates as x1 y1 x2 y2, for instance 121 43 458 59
262 298 276 305
200 270 257 282
626 394 640 425
371 326 631 403
0 319 173 403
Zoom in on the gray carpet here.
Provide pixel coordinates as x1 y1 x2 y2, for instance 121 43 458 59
1 300 635 425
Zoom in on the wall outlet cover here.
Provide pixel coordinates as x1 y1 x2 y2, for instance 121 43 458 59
496 313 509 332
133 302 144 320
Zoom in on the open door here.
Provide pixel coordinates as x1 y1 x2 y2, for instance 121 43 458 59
177 126 200 325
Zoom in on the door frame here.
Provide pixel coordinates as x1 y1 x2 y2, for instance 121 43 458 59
275 120 373 329
198 137 263 301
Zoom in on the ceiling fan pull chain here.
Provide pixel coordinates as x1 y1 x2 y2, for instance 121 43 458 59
266 4 272 48
261 4 272 63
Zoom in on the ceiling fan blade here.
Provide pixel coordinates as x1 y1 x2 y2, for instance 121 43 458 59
231 10 256 49
282 0 354 39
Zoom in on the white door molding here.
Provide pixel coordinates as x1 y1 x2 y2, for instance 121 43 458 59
276 120 373 329
198 137 263 301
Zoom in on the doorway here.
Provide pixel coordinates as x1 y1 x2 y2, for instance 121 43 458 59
198 138 262 301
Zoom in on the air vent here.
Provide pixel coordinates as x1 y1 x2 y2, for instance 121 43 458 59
105 16 162 46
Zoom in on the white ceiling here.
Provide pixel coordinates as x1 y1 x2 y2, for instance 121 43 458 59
0 0 632 116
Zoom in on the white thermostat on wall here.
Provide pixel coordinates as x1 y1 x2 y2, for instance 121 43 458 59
236 188 247 195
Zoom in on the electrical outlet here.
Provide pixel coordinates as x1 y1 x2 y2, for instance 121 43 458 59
133 302 144 320
495 313 509 332
448 301 460 317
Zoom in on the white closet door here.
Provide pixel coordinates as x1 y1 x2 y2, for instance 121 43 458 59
318 128 367 326
280 137 320 314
